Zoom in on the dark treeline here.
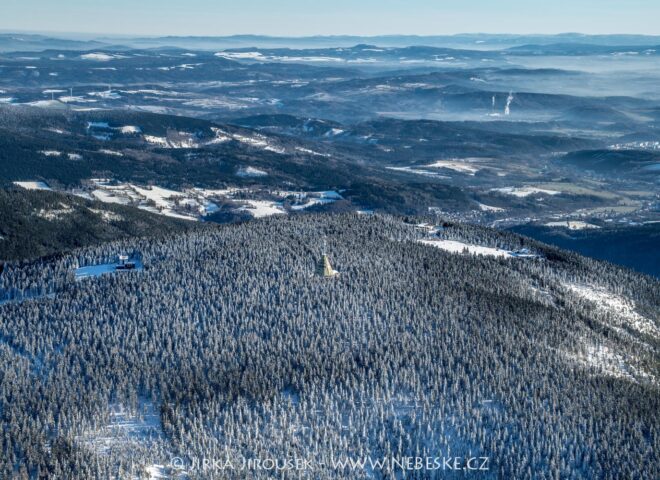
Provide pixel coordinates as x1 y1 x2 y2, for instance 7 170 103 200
0 189 197 262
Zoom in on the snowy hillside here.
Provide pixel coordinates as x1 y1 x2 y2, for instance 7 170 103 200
0 214 657 479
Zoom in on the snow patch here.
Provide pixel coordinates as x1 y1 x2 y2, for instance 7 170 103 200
88 89 122 100
99 149 124 156
563 344 656 384
40 150 62 157
386 166 451 179
76 400 166 476
420 239 511 258
563 283 659 337
118 125 142 134
13 181 51 191
35 203 74 221
492 186 561 197
88 182 216 220
425 159 482 175
144 134 199 149
477 203 504 212
295 146 330 157
91 189 131 205
215 51 266 60
237 200 286 218
545 221 600 230
231 132 286 154
88 208 123 222
80 52 118 61
236 166 268 177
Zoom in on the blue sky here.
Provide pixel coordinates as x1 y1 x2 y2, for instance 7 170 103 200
2 0 658 36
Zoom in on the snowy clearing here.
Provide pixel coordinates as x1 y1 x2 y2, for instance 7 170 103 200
420 239 511 257
562 343 656 384
117 125 142 134
290 198 336 210
425 159 482 175
477 203 505 212
420 239 539 259
231 132 286 153
386 166 451 179
295 146 331 157
76 400 169 478
87 182 217 220
545 221 601 230
91 189 131 204
88 208 123 222
98 149 124 156
237 200 286 218
144 134 199 149
563 283 659 337
88 90 122 100
130 185 184 209
491 186 561 197
236 166 268 177
80 52 121 61
272 190 342 211
40 150 62 157
35 203 74 221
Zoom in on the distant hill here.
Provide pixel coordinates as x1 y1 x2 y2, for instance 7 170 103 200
0 189 198 261
559 149 660 174
505 42 660 55
510 222 660 278
2 32 659 53
0 33 107 52
0 106 472 215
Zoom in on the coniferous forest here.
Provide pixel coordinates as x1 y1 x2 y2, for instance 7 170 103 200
0 213 658 479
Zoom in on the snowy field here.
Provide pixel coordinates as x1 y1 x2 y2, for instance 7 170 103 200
85 180 219 220
420 239 512 257
424 159 484 175
477 203 504 212
491 186 561 197
419 239 538 259
289 190 343 211
385 166 451 179
545 221 601 230
237 200 287 218
78 181 342 220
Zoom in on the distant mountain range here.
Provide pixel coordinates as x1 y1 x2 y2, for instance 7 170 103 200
1 32 659 52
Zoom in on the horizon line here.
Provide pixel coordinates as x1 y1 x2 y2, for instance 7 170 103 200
2 29 660 39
